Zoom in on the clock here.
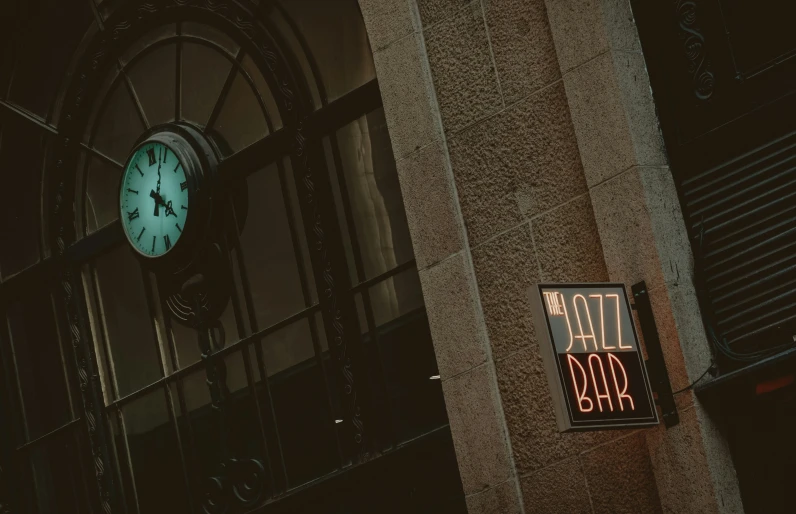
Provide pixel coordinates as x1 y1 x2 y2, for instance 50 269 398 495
119 124 217 270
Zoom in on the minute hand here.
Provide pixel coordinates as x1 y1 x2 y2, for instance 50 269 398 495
149 190 165 216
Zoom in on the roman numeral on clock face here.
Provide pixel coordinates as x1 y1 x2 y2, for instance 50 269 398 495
164 234 171 250
181 181 188 191
147 148 157 167
127 208 140 221
152 236 156 252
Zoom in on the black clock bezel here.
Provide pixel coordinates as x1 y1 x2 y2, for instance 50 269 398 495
119 123 217 271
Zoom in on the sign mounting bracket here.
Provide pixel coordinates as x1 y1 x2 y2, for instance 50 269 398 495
632 281 679 428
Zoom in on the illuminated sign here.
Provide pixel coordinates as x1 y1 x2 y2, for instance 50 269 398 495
529 284 658 431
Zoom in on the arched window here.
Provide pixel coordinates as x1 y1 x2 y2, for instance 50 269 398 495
0 1 465 512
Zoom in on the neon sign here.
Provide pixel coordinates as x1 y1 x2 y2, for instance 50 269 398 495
529 284 658 431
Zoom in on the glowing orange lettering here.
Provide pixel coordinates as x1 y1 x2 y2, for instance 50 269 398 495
543 291 564 316
588 354 614 412
606 294 631 349
562 292 576 352
589 294 616 350
567 354 593 413
607 353 635 411
573 294 599 352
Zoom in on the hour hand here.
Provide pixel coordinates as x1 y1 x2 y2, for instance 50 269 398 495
150 189 161 216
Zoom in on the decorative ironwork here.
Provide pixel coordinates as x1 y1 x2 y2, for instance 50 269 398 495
674 0 715 100
48 1 306 511
182 249 267 514
294 125 366 459
47 0 374 509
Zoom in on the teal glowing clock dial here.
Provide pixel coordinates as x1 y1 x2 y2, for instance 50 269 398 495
120 141 189 257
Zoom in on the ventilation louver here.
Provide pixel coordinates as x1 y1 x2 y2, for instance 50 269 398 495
682 130 796 356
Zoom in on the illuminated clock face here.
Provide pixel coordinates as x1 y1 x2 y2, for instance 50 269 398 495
120 141 189 257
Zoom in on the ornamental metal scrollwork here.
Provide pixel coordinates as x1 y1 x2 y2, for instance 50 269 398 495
674 0 715 100
201 458 267 514
51 1 365 511
294 125 366 458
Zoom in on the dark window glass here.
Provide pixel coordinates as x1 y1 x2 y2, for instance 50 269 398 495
6 0 92 119
119 24 177 66
266 5 322 109
720 0 796 73
331 108 414 282
241 54 283 131
210 70 269 155
121 388 190 514
25 428 89 514
181 42 232 127
262 318 339 486
363 269 446 444
84 156 122 235
236 163 314 331
0 118 44 278
92 244 163 398
92 80 146 164
7 294 71 441
278 0 376 104
127 44 177 127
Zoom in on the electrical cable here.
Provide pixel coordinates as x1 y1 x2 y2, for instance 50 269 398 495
673 362 715 395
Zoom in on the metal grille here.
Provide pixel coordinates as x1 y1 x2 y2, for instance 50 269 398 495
683 130 796 353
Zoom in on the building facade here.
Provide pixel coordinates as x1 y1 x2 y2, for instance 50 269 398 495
0 0 793 513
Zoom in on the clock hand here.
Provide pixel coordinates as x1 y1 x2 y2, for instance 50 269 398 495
164 200 177 218
150 189 163 216
156 148 162 195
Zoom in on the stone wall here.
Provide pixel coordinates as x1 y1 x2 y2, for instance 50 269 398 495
359 0 743 511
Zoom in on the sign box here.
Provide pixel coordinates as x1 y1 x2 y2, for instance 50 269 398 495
528 283 659 432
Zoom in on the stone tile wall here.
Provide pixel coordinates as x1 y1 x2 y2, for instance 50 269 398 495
360 0 743 511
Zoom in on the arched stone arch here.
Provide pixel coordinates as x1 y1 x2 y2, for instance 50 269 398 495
356 0 743 512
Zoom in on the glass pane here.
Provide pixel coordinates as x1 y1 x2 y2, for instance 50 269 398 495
262 318 338 486
223 351 265 461
127 44 177 126
121 388 190 514
267 6 322 109
92 79 145 164
27 428 89 514
181 42 232 127
0 119 43 278
108 409 136 512
334 108 414 281
369 267 425 328
210 71 268 155
237 164 312 331
84 156 122 235
7 0 92 119
7 294 71 441
278 0 376 103
81 67 121 146
119 24 177 65
183 22 239 56
94 244 163 398
241 54 283 131
364 272 446 443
